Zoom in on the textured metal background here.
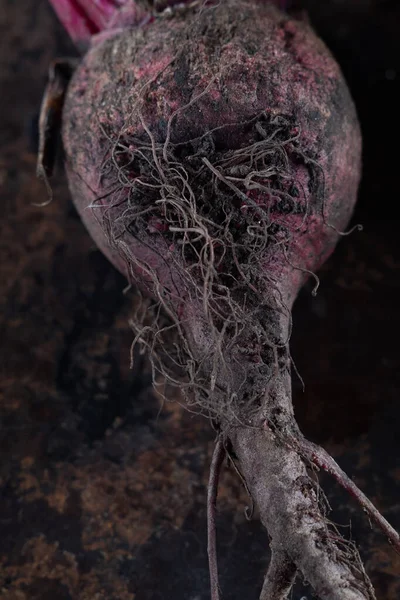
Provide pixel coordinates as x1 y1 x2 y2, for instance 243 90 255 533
0 1 399 598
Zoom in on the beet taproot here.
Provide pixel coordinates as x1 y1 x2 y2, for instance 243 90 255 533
42 1 400 598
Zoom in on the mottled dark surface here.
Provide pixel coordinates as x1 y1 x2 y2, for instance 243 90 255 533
0 1 399 599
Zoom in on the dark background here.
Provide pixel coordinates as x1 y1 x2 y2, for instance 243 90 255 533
0 1 399 598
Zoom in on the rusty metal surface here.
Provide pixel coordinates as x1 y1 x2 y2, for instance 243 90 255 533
0 1 399 599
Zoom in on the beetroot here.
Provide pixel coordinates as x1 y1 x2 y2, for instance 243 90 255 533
45 0 400 598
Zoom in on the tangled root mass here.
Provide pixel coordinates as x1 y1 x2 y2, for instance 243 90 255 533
96 109 322 422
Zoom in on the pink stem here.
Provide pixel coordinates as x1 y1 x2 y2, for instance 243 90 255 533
76 0 124 30
48 0 127 47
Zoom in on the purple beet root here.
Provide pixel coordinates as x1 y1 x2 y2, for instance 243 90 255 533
54 1 400 598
